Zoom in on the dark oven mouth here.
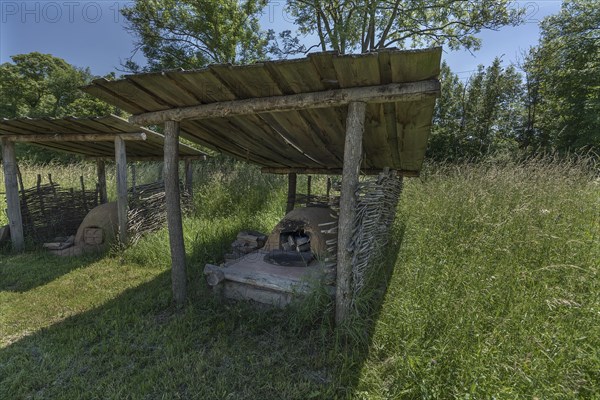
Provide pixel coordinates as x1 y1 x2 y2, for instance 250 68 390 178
264 221 314 267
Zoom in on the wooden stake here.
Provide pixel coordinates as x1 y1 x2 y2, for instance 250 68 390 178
97 159 108 204
114 136 128 245
164 120 187 305
336 101 366 325
286 173 297 213
1 139 24 251
306 175 312 205
131 163 137 195
184 158 193 198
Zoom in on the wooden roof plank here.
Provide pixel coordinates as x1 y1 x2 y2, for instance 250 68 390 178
363 103 395 169
308 52 341 89
332 52 381 88
93 78 169 112
126 74 199 107
263 61 344 166
172 70 238 102
181 120 285 167
396 99 436 171
389 47 442 83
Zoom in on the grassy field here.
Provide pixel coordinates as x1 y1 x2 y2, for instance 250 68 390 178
1 157 598 399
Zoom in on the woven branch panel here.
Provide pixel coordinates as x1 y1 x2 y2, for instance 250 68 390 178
326 170 403 304
18 176 99 242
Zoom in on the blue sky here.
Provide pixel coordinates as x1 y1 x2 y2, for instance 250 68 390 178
1 1 562 79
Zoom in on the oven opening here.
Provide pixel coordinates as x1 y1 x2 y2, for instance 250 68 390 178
264 222 314 267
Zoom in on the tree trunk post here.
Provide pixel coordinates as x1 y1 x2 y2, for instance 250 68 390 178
184 158 193 198
286 173 297 213
131 163 137 195
97 159 108 204
1 139 24 251
335 101 366 325
114 137 128 245
164 120 187 306
306 175 312 205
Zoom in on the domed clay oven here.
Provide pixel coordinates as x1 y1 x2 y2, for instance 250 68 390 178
204 206 337 306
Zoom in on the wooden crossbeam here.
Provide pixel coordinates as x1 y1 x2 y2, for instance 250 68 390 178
129 80 440 125
87 155 206 162
0 132 147 142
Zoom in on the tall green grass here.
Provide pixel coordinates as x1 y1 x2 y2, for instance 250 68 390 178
357 158 600 398
1 156 598 399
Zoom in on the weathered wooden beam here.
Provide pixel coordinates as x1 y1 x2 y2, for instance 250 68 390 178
336 101 367 325
114 137 128 245
97 159 108 204
184 158 193 197
306 175 312 206
261 167 420 177
129 80 440 125
1 139 24 251
204 263 312 294
286 173 297 213
131 163 137 194
164 120 187 306
87 155 206 162
2 132 147 142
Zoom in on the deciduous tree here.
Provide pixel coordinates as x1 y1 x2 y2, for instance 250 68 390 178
287 0 524 53
121 0 271 70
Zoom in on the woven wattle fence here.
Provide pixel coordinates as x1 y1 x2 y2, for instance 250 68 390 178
325 169 403 305
127 180 191 244
18 174 99 242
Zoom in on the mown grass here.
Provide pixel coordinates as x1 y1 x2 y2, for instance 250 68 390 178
1 157 599 399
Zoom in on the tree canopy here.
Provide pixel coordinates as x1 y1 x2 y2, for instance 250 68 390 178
0 52 116 119
0 53 119 162
287 0 524 53
121 0 271 71
523 0 599 153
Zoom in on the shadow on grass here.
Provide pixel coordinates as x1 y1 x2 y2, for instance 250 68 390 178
0 249 103 293
336 221 407 396
0 224 407 399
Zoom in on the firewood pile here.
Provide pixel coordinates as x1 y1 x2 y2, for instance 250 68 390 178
224 230 267 263
19 174 99 242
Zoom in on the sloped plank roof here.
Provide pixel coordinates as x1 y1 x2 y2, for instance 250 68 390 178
0 115 205 159
83 48 442 172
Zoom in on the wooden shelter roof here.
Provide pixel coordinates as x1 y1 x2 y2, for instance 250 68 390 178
0 115 206 160
82 48 442 173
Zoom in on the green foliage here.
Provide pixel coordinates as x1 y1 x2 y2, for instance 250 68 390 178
121 0 271 70
522 0 600 153
287 0 524 53
0 53 115 119
429 59 524 161
0 53 119 162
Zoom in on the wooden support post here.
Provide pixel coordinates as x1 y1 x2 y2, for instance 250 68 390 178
114 137 128 245
306 175 312 205
157 162 164 181
164 120 187 305
286 173 297 214
97 159 107 204
1 139 24 251
131 163 137 195
336 101 366 325
184 158 193 198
